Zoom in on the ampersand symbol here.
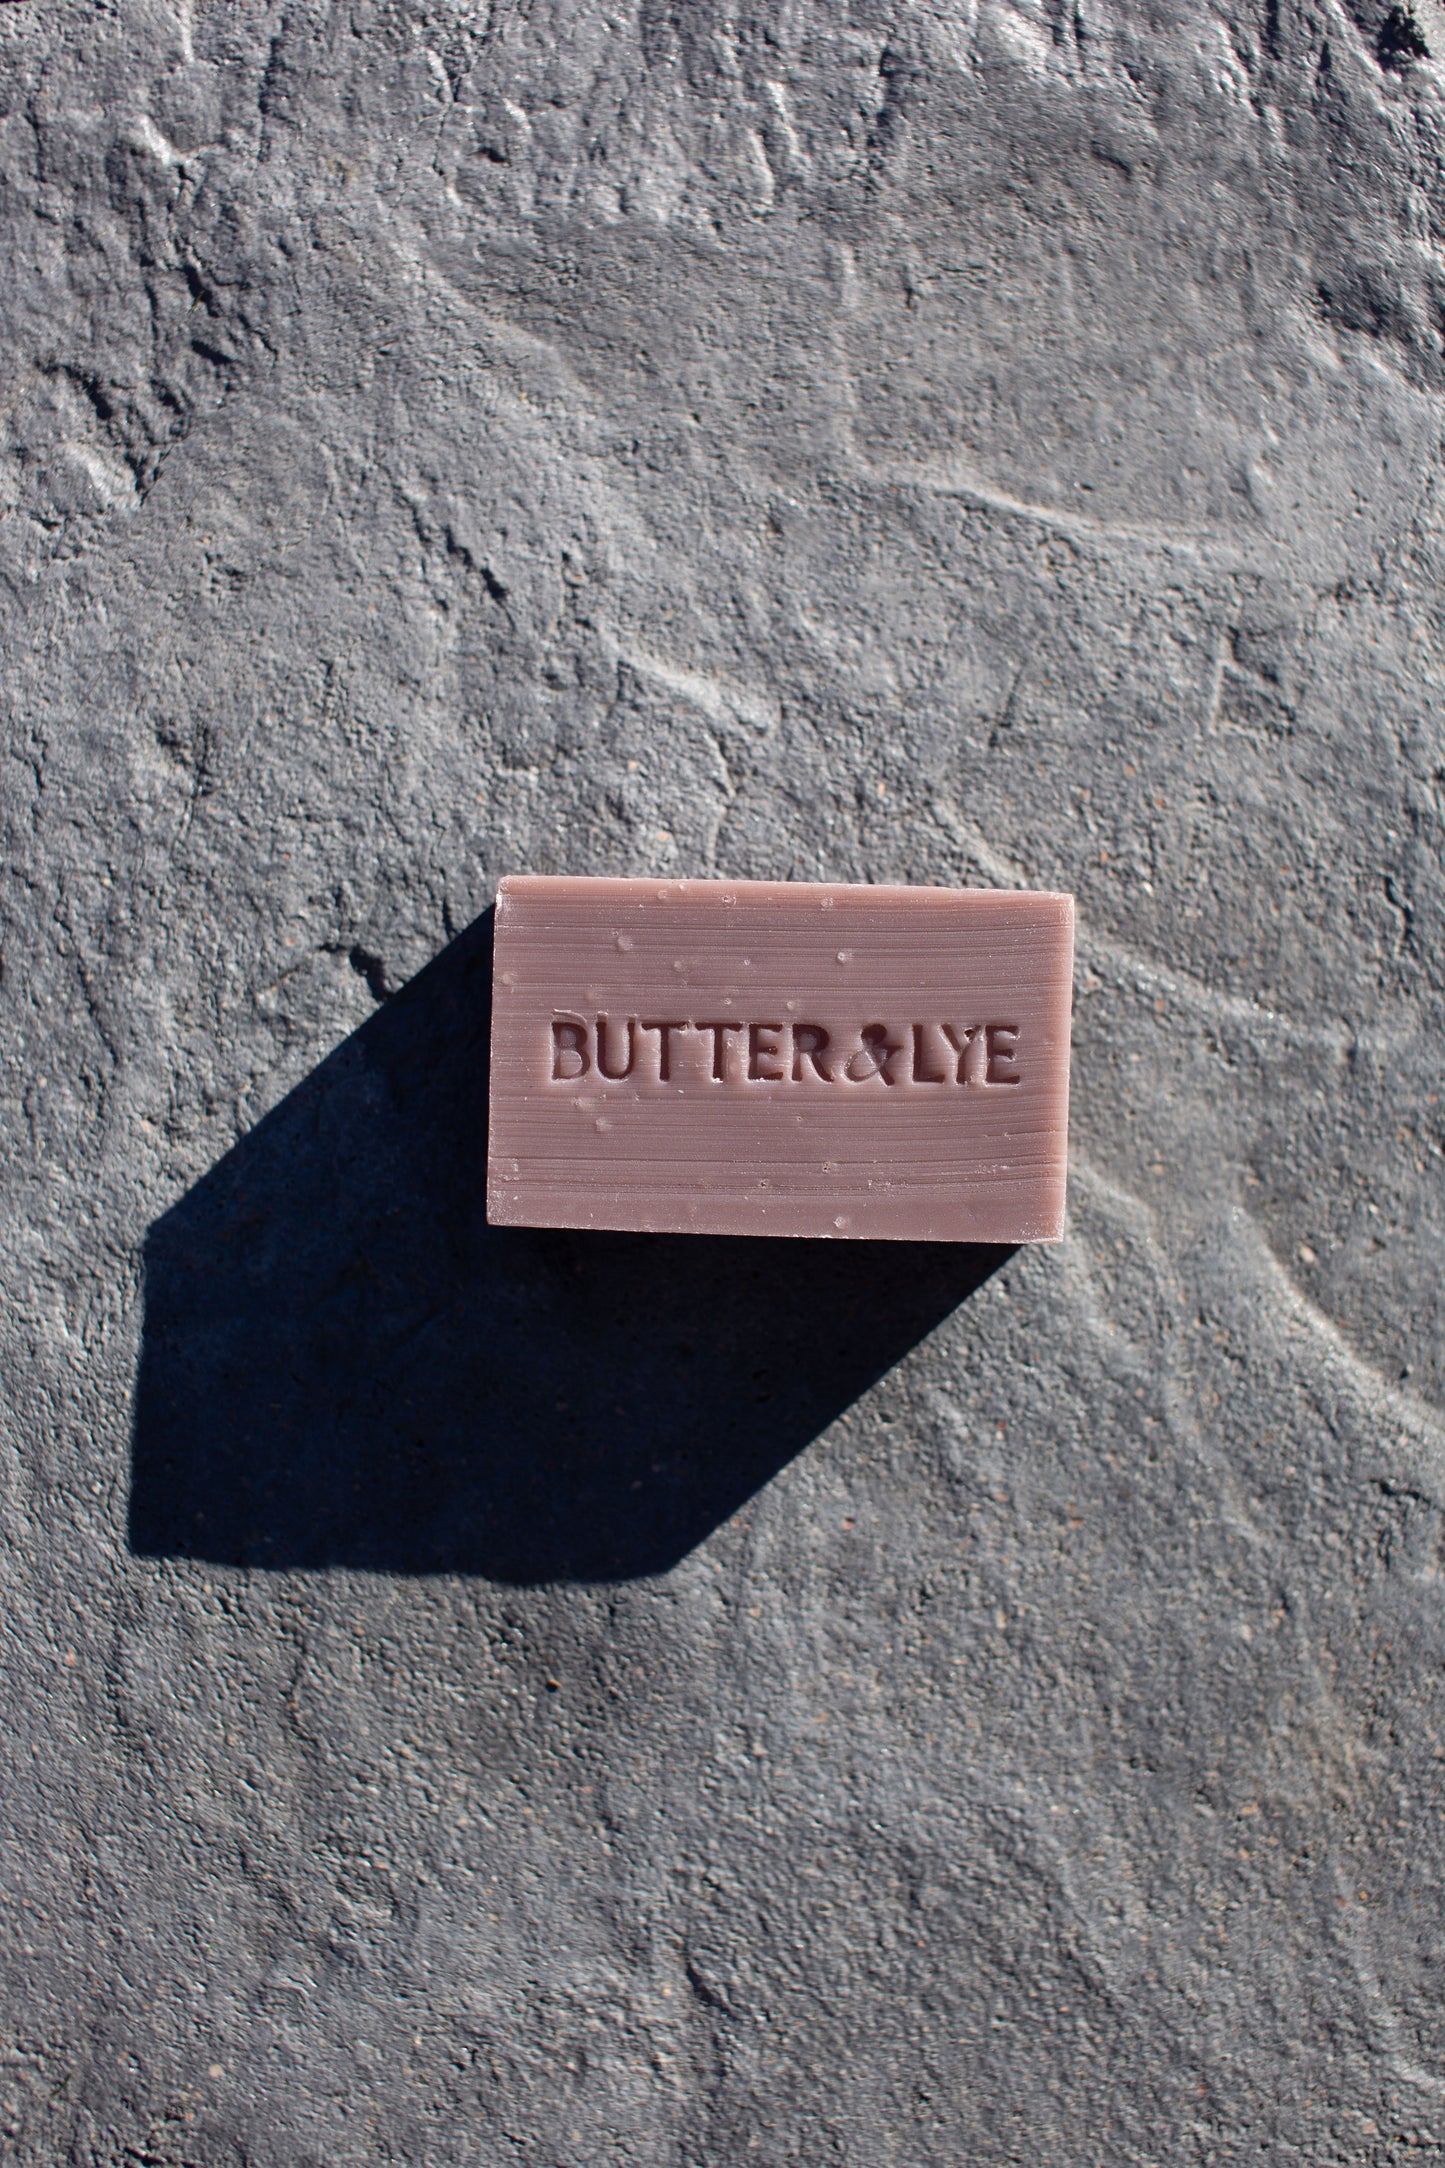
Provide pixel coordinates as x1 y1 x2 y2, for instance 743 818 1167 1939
845 1023 902 1084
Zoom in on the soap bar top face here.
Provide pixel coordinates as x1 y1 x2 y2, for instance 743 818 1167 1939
487 876 1074 1243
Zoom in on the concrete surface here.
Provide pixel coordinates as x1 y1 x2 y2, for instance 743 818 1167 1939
2 0 1445 2159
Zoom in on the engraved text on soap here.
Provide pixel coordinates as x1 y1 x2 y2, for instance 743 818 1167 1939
547 1017 1022 1086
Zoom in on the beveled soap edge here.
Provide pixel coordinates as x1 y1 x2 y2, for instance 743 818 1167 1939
484 1190 1069 1243
495 872 1077 915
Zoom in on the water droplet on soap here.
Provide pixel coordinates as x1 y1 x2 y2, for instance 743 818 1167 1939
836 949 852 964
616 934 634 952
594 1117 611 1132
673 959 686 972
785 999 796 1011
834 1215 848 1229
498 970 514 987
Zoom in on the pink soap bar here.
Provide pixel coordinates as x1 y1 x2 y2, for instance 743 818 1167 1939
486 876 1074 1243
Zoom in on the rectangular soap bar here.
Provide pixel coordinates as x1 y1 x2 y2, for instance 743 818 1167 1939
486 876 1074 1243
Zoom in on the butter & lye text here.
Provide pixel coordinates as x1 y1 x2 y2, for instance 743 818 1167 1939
549 1016 1022 1087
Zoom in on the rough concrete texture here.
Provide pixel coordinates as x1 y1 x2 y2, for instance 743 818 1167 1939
2 0 1445 2158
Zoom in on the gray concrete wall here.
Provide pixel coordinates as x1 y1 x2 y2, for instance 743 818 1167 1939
2 0 1444 2158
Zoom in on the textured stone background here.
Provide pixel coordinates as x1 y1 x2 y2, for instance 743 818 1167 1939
3 0 1445 2158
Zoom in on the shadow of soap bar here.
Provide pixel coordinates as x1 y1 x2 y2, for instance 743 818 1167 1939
487 876 1075 1243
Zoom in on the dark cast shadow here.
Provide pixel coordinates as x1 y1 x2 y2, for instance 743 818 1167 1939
129 909 1010 1583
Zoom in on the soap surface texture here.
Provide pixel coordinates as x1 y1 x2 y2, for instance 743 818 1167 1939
487 877 1073 1241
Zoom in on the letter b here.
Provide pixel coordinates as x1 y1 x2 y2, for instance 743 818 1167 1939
551 1018 591 1080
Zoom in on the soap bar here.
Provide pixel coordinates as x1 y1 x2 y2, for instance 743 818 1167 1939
486 876 1074 1243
